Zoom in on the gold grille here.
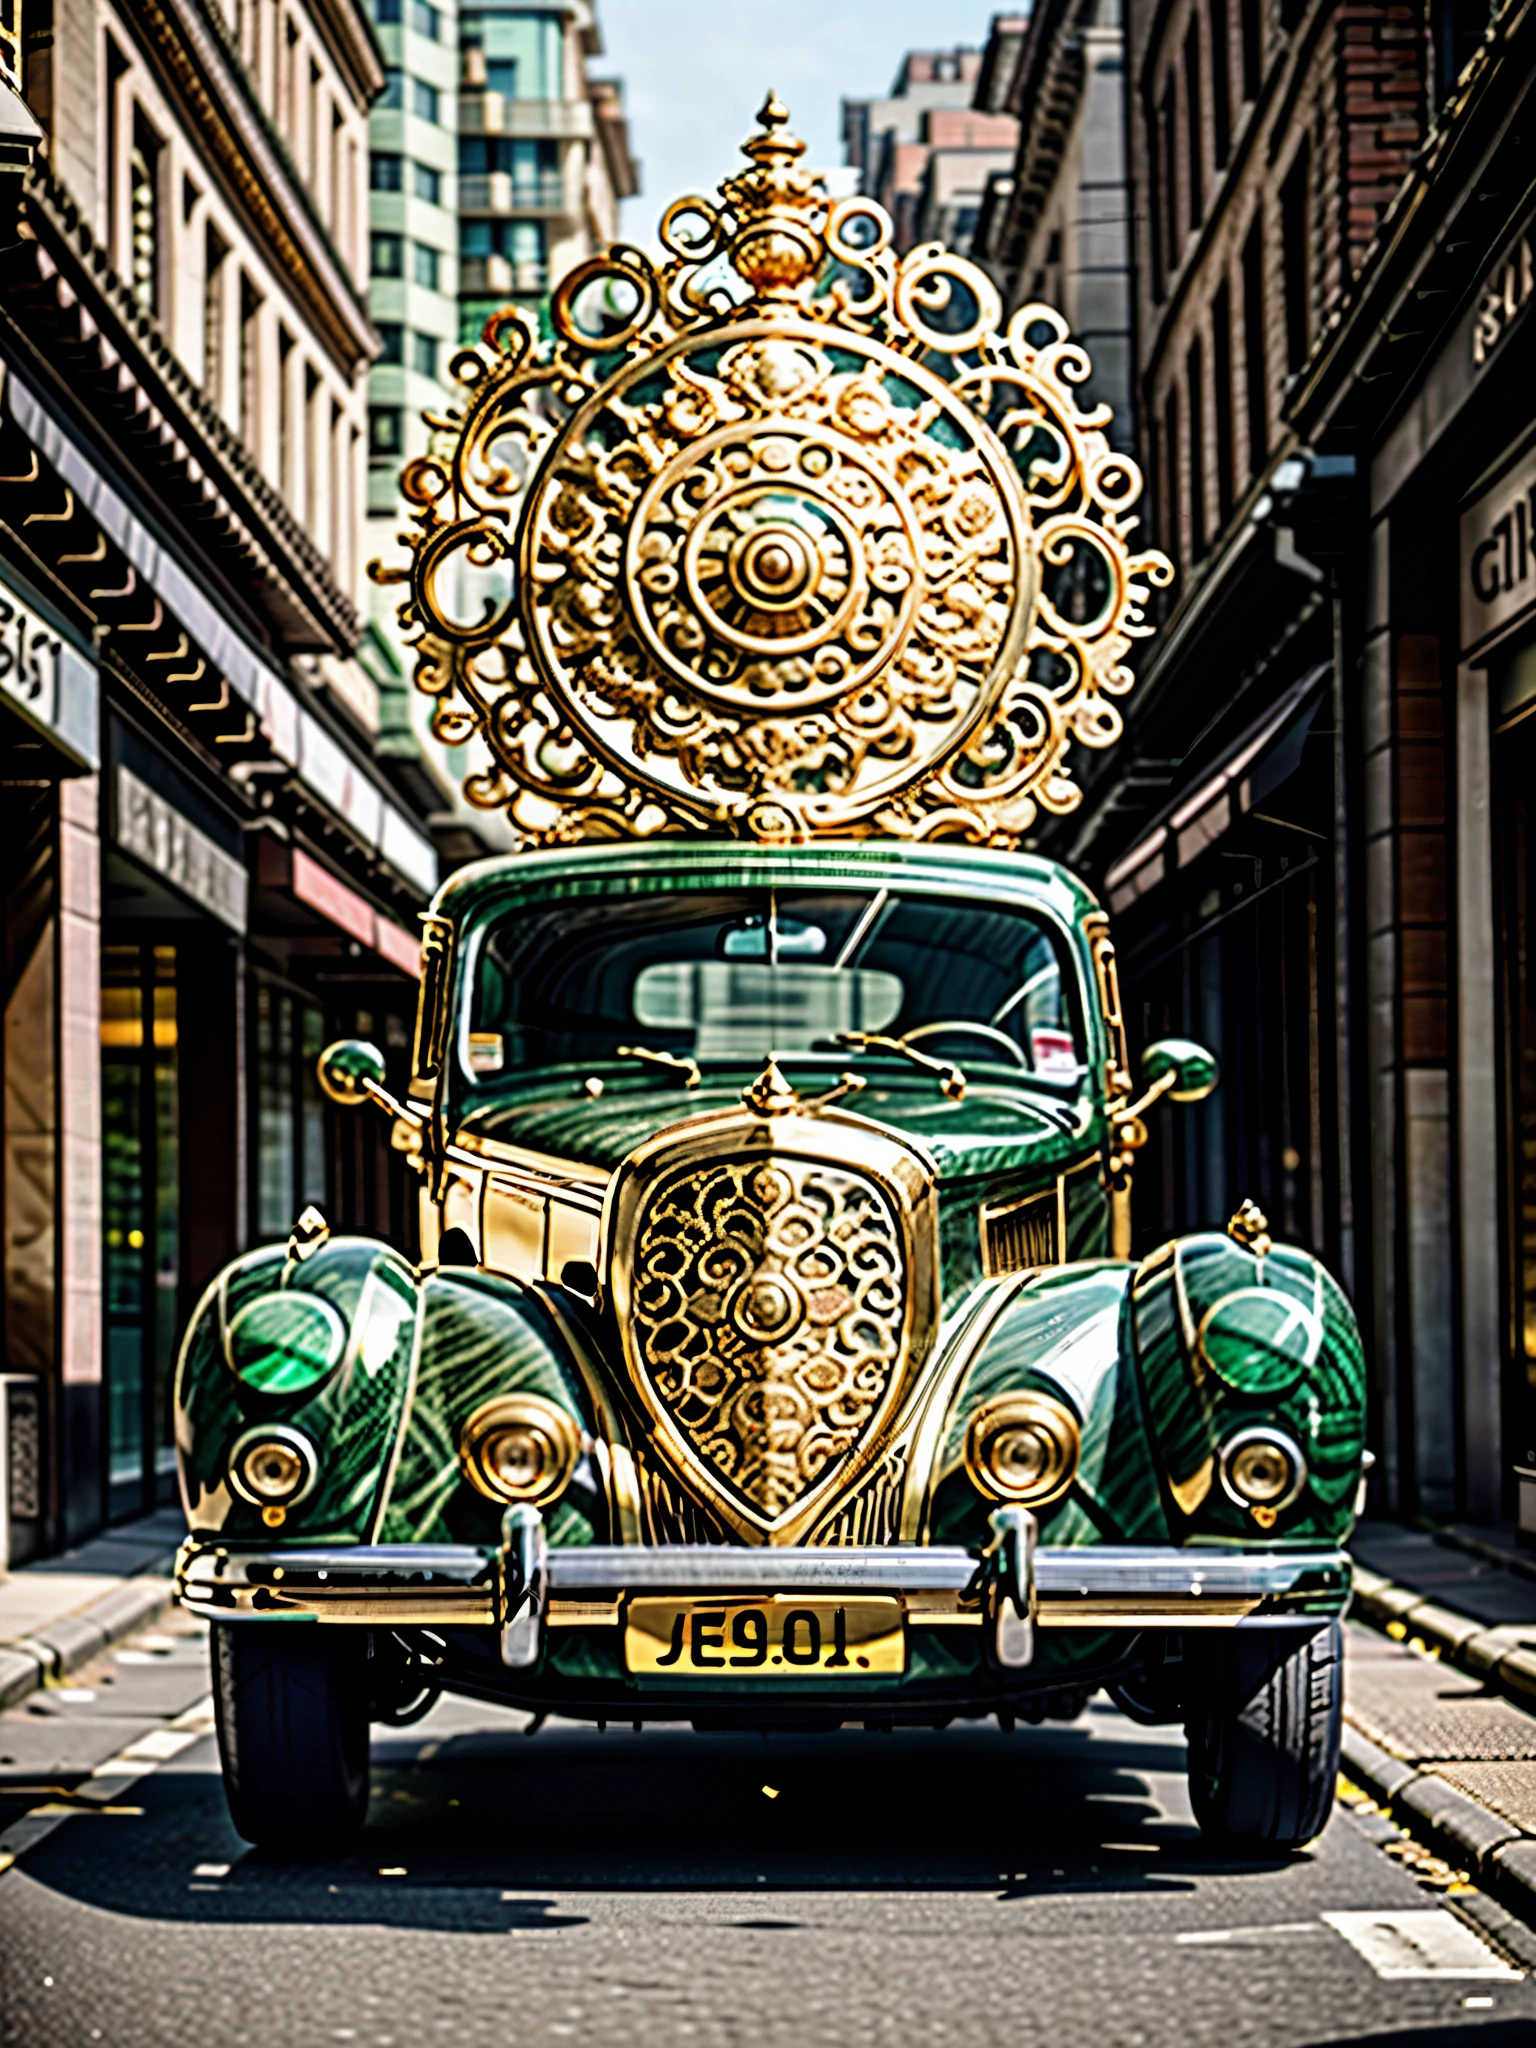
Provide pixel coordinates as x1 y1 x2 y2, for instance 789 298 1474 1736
629 1154 907 1524
981 1191 1060 1277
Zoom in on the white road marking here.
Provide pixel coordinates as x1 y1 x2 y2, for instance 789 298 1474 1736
1322 1910 1523 1980
1175 1922 1324 1945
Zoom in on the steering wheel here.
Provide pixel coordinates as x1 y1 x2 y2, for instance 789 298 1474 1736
903 1021 1033 1070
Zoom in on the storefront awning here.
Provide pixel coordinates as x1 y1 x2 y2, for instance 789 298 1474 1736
1102 665 1328 913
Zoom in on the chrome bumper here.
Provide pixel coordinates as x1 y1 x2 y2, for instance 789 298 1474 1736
176 1510 1350 1674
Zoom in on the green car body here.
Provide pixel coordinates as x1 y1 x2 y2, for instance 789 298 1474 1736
175 841 1364 1746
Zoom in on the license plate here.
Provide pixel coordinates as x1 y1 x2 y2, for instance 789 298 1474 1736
624 1596 905 1676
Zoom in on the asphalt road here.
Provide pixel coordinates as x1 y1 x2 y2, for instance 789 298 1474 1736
1 1613 1534 2048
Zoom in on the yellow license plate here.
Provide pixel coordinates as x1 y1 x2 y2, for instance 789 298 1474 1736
625 1596 905 1676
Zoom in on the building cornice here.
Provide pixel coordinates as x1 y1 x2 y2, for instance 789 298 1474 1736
127 0 378 376
11 164 361 650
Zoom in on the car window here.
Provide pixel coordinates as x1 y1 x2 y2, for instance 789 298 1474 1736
469 887 1085 1083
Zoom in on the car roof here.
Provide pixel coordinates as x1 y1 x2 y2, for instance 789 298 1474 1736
433 840 1102 934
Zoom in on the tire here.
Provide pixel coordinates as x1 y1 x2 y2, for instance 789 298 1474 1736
1184 1620 1343 1851
212 1622 371 1854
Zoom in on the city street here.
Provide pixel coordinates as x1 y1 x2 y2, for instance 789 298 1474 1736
1 1610 1533 2048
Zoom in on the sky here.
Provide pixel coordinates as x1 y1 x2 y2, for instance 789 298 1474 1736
596 0 1000 246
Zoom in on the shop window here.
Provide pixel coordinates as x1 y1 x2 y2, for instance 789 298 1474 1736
254 986 328 1242
371 152 404 191
101 945 179 1518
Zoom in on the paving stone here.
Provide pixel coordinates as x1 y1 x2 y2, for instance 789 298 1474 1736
1344 1626 1536 1761
1428 1760 1536 1838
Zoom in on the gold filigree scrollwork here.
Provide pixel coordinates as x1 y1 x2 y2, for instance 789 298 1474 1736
375 94 1172 848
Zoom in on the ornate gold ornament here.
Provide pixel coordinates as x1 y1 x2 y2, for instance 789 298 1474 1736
606 1104 939 1543
375 95 1172 847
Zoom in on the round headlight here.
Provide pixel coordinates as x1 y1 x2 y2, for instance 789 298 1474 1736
226 1291 346 1398
965 1391 1080 1507
228 1425 318 1509
1219 1426 1306 1517
459 1394 582 1506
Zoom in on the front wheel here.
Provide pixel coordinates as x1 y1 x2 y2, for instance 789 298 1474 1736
1184 1621 1343 1852
212 1623 371 1854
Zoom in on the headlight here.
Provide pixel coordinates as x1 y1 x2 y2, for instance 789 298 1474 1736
225 1291 346 1397
965 1391 1080 1507
1219 1426 1306 1521
228 1425 318 1521
459 1394 582 1506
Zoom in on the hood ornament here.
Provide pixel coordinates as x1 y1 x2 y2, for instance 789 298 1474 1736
375 95 1171 848
741 1056 866 1118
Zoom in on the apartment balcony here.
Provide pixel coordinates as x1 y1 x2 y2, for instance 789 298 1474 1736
457 93 595 140
459 254 548 295
458 171 569 217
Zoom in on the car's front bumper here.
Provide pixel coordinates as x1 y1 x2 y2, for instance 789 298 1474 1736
176 1509 1350 1673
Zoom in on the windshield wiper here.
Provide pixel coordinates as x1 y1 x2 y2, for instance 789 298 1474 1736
615 1045 702 1090
834 1032 966 1102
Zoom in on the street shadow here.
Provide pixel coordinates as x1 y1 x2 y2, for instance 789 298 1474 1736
9 1708 1315 1934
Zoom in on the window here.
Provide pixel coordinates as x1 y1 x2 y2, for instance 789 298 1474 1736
412 240 440 290
373 0 401 19
413 161 442 204
370 152 404 191
1242 214 1267 475
409 0 441 37
1161 381 1180 563
239 274 262 455
370 230 404 276
105 36 128 271
377 321 404 364
369 406 404 459
203 224 228 400
304 364 321 535
457 136 558 202
1187 333 1206 560
1156 78 1177 295
411 330 437 378
129 110 162 316
1280 141 1311 374
484 59 517 95
1183 18 1203 233
1210 0 1231 169
278 327 295 502
1212 279 1234 524
411 77 439 123
381 69 404 108
1240 0 1262 97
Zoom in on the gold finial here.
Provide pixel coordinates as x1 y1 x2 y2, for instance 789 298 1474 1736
1227 1199 1272 1257
742 1056 800 1118
288 1205 330 1262
756 89 788 127
721 92 823 301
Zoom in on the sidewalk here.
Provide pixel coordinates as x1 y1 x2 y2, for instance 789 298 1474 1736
1344 1519 1536 1929
0 1507 185 1709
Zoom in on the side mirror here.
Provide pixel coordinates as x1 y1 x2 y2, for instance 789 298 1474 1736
317 1039 387 1109
1140 1037 1219 1104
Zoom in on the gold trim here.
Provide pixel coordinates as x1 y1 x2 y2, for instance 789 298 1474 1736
964 1391 1081 1506
979 1182 1064 1278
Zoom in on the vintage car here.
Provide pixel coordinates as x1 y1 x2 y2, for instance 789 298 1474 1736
173 100 1365 1855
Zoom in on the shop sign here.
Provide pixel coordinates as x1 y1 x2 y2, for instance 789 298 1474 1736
1473 221 1535 368
1462 442 1536 653
116 766 248 932
0 576 98 767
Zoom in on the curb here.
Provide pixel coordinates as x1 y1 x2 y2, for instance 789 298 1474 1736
1340 1721 1536 1935
0 1572 176 1711
1350 1563 1536 1713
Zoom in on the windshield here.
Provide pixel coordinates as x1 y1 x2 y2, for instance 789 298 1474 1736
467 887 1088 1090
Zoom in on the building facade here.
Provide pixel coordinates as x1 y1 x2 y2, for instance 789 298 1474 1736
361 0 635 864
970 0 1133 449
842 47 1017 254
0 0 439 1561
